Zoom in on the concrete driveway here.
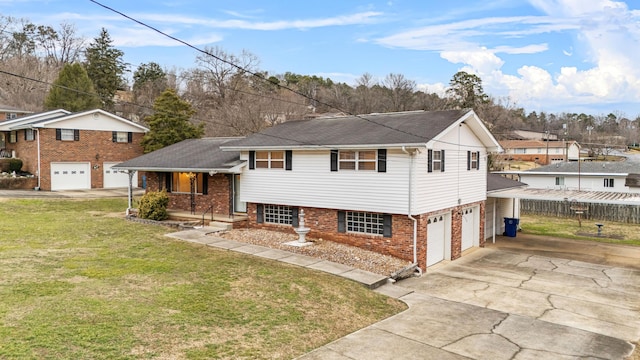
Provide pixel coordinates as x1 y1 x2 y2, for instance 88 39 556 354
299 241 640 359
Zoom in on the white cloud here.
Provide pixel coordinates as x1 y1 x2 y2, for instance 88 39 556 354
139 11 384 31
377 0 640 113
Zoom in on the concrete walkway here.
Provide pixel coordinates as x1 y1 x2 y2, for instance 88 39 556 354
165 227 389 289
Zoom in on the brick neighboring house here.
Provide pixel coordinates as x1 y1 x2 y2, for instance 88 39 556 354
0 105 32 122
500 139 581 165
0 109 148 191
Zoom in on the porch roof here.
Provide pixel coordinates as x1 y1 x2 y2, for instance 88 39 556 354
113 137 244 174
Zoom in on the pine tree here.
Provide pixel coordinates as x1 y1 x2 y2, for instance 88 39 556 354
44 62 101 111
84 28 127 111
141 89 204 153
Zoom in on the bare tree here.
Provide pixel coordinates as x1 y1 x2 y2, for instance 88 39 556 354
382 73 416 112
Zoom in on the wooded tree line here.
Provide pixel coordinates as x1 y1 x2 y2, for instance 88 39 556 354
1 14 639 150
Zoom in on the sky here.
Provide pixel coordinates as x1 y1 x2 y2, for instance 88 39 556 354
2 0 640 118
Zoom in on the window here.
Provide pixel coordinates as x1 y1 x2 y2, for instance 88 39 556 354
339 150 376 171
8 131 17 143
604 178 615 188
24 129 34 141
112 131 132 143
515 148 526 154
555 177 565 186
338 211 392 237
428 149 445 172
6 113 17 120
264 204 293 225
467 151 480 170
171 172 205 194
347 211 384 235
56 129 79 141
256 204 299 226
255 151 284 169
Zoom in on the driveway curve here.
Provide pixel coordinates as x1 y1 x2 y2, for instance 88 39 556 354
298 239 640 359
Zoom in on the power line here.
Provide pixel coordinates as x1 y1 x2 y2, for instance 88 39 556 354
88 0 488 149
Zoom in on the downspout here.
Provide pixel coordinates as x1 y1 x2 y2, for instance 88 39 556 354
402 146 422 276
35 128 41 190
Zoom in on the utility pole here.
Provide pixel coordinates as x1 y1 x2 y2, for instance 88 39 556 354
545 130 549 165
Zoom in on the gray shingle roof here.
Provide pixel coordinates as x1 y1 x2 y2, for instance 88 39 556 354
221 109 471 149
113 137 242 172
526 161 639 174
487 173 527 192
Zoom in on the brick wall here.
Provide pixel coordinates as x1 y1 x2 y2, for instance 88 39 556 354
145 172 232 215
6 128 145 190
245 200 486 270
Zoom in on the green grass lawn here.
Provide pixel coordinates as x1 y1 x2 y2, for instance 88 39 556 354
520 213 640 246
0 199 406 359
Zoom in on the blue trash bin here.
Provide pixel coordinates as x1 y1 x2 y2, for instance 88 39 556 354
504 217 519 237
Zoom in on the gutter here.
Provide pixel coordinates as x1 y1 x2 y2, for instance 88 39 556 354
402 146 422 276
35 129 41 190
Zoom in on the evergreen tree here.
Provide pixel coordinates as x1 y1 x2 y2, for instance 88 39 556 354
44 62 101 111
84 28 127 111
447 71 489 109
141 88 204 153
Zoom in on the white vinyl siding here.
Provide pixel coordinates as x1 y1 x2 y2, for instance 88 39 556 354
414 125 487 214
519 174 638 193
241 149 409 214
240 122 490 214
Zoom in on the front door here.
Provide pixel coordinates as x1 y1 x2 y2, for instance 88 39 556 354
233 174 246 213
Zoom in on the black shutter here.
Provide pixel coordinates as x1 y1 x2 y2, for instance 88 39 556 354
165 173 172 193
467 151 471 170
73 129 80 141
383 214 392 238
249 151 255 170
427 149 433 173
202 174 208 195
291 207 299 227
476 151 481 170
56 128 61 140
256 204 264 224
128 132 133 143
23 130 27 141
337 211 346 233
285 150 292 171
112 131 117 142
330 150 338 171
441 150 445 172
377 149 387 173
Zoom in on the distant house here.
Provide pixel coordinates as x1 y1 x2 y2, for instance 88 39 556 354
500 139 580 165
512 129 558 141
0 109 148 191
498 161 640 193
0 105 32 122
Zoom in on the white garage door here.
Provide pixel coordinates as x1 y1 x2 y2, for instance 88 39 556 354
50 162 91 191
461 206 477 251
427 214 447 267
103 162 136 188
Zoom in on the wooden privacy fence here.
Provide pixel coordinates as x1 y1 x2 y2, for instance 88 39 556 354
521 199 640 224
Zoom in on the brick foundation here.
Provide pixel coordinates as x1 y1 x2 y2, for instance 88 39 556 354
245 200 486 270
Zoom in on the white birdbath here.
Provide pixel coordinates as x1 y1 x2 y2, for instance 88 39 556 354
287 209 313 247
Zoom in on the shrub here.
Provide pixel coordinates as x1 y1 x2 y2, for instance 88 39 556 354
138 190 169 221
8 158 22 172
